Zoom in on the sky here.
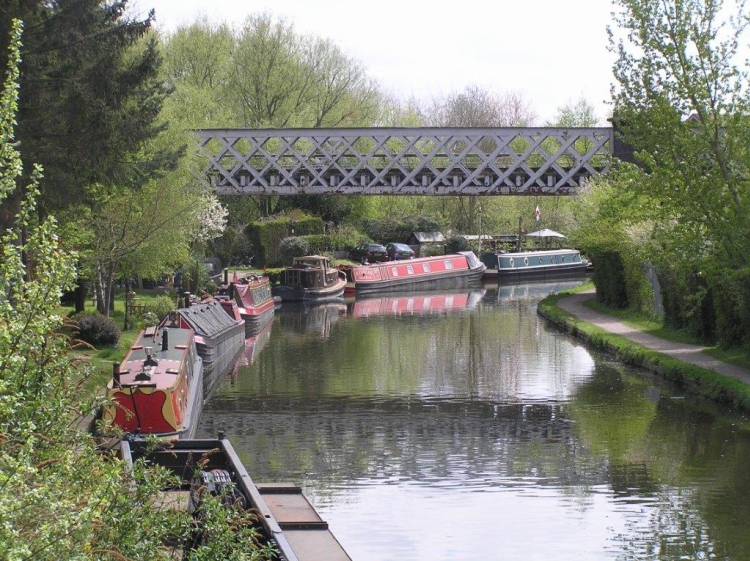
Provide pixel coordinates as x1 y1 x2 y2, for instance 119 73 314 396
134 0 617 125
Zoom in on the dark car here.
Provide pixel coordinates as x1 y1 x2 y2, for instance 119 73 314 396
349 243 389 263
385 243 416 260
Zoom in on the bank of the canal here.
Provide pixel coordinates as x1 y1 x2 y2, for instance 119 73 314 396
539 288 750 411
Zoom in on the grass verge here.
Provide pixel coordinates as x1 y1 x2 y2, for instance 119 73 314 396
538 290 750 412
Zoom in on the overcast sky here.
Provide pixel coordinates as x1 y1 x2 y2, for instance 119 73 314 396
136 0 617 125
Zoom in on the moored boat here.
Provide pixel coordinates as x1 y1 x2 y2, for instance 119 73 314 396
119 435 352 560
483 248 589 281
101 325 203 439
349 251 486 294
159 301 245 400
273 255 347 302
223 273 276 336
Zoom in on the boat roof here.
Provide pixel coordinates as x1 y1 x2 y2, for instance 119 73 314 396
170 301 242 337
292 255 330 266
110 326 194 390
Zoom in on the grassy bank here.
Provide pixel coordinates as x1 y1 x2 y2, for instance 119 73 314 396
538 287 750 411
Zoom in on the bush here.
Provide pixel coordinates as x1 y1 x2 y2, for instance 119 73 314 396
74 312 121 347
130 295 176 327
279 236 310 265
445 235 471 253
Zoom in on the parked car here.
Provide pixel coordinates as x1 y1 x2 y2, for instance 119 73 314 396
349 243 389 263
385 243 416 260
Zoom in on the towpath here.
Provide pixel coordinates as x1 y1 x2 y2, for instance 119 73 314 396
556 290 750 386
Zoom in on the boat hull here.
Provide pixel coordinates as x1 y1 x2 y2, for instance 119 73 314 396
483 249 589 282
351 251 486 294
273 275 347 302
102 326 204 440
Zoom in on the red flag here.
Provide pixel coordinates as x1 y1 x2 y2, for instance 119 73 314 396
534 205 541 221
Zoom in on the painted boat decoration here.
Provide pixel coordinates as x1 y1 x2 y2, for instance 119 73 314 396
273 255 347 302
101 325 203 439
351 288 486 318
349 251 486 293
159 301 245 400
223 273 276 336
483 248 589 281
119 435 352 561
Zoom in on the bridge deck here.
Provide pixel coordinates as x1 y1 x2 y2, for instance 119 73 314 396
197 127 613 196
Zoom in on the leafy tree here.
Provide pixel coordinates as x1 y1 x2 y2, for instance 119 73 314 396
607 0 750 344
0 22 277 559
0 0 178 218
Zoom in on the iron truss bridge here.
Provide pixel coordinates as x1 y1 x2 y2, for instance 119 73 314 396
197 127 614 196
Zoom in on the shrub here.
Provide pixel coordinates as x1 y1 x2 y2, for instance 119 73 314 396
279 236 310 265
74 312 121 347
130 295 176 327
445 235 471 253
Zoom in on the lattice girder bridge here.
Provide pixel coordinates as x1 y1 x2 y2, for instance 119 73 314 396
197 127 613 196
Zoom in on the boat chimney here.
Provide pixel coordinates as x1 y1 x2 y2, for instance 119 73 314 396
161 329 169 351
223 268 228 284
183 291 191 308
113 361 121 387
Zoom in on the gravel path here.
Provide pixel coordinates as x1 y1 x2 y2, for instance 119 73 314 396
557 290 750 386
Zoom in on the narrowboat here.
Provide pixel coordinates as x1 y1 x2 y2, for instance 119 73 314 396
159 301 245 400
483 248 589 281
119 435 352 560
273 255 347 302
351 288 486 318
101 325 203 439
224 273 276 336
349 251 486 293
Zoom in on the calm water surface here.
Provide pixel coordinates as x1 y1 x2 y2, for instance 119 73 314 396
198 280 750 561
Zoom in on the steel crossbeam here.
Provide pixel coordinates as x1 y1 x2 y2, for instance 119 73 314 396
196 127 613 196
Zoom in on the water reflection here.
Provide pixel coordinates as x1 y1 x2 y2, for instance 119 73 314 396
200 280 750 561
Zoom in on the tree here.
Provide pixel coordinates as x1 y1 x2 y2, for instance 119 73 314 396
0 0 178 218
605 0 750 344
425 85 539 236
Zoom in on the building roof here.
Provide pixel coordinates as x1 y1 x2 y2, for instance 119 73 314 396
411 231 445 243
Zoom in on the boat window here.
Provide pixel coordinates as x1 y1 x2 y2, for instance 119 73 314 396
407 266 414 275
539 257 543 264
444 260 454 270
422 263 431 273
523 257 529 266
509 257 515 267
391 267 399 276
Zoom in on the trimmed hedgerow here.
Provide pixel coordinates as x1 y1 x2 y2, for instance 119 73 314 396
74 312 121 347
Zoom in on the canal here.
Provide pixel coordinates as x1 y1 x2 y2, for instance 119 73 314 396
198 280 750 561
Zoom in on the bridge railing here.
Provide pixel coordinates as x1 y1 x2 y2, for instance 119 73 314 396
197 127 613 196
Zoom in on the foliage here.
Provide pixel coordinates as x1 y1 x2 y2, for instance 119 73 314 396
247 213 323 267
591 251 628 309
359 215 442 244
0 24 274 560
73 312 122 347
278 236 311 264
445 235 471 253
207 223 256 267
130 294 177 327
0 0 178 218
608 0 750 346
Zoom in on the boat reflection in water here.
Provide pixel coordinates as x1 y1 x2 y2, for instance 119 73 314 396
275 299 347 337
350 288 486 318
229 321 273 380
493 278 588 301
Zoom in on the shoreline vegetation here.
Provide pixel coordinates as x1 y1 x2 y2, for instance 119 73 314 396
538 283 750 412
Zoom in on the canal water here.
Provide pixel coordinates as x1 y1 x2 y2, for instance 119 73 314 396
198 280 750 561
